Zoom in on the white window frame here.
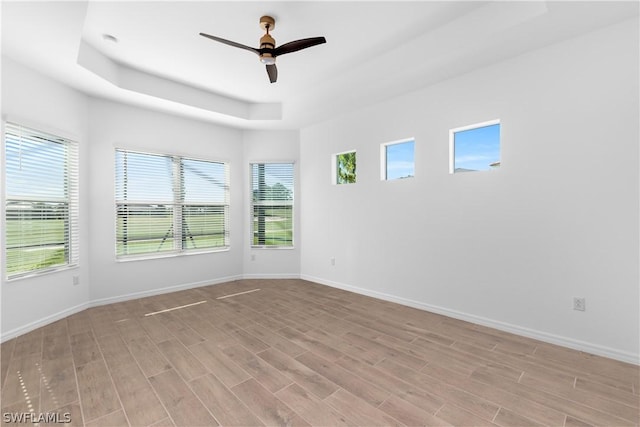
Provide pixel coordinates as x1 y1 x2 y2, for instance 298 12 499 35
250 162 295 249
380 137 415 181
3 121 79 280
115 148 230 260
449 119 501 174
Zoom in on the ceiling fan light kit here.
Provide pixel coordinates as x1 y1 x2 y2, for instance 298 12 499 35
200 15 326 83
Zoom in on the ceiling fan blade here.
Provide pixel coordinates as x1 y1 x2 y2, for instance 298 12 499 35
266 64 278 83
273 37 326 57
199 32 259 55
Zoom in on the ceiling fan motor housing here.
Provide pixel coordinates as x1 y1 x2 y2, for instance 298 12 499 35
259 16 276 64
260 33 275 49
259 33 276 64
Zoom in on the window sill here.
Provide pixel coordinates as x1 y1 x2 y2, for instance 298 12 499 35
250 246 295 250
5 264 79 283
116 247 230 263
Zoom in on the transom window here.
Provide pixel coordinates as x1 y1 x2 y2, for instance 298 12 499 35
334 151 357 184
449 120 501 173
250 163 294 248
381 138 415 180
4 122 79 278
115 149 229 258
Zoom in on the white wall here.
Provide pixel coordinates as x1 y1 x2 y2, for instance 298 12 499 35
1 57 91 335
242 130 301 278
300 18 639 362
0 60 301 338
87 98 245 303
1 58 295 339
1 17 638 364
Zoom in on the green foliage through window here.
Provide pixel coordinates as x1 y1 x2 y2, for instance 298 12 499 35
336 151 356 184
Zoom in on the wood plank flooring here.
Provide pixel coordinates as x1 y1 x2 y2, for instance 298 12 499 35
1 279 638 426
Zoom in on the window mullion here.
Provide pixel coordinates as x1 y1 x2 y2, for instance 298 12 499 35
115 149 229 258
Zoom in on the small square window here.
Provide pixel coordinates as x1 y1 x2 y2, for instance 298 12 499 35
450 120 500 173
382 139 415 180
335 151 356 184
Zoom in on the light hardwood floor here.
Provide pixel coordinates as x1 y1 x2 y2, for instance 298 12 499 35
1 279 638 426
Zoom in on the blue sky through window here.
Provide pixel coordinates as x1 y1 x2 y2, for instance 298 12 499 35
252 163 294 192
115 151 227 203
183 158 228 204
5 136 67 199
115 151 173 202
453 123 500 172
386 140 415 180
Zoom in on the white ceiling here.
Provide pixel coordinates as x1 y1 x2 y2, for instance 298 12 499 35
2 1 638 130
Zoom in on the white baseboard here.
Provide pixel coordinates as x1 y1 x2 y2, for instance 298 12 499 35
1 274 306 342
0 275 243 343
301 274 640 365
89 274 244 307
4 273 638 365
241 273 301 280
1 302 89 343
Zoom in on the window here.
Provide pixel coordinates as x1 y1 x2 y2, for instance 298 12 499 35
251 163 294 248
335 151 356 184
450 120 501 173
4 122 79 278
381 138 415 180
115 149 229 258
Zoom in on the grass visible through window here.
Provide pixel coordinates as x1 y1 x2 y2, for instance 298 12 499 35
251 163 294 248
4 123 78 278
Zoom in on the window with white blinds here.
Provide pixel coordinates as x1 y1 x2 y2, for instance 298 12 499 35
115 149 229 258
250 163 294 248
4 122 79 278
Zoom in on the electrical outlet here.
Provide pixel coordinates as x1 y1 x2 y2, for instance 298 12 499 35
73 276 80 286
251 254 256 261
330 257 336 266
573 297 586 311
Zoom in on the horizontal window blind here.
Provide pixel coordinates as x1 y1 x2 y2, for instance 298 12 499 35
115 149 229 257
251 163 294 248
181 158 229 250
4 122 79 278
115 151 175 256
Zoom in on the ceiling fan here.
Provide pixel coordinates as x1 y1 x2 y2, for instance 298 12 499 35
200 16 326 83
